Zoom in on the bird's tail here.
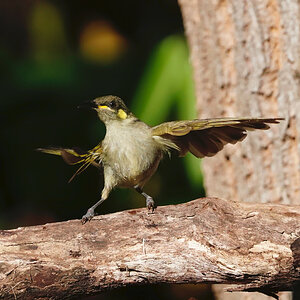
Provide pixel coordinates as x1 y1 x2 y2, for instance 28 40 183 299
37 145 102 182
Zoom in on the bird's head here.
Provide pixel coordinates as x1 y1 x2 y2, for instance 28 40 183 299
85 95 131 123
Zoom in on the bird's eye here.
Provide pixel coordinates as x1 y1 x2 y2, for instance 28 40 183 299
108 101 116 109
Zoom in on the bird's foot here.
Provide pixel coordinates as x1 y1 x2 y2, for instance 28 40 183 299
81 208 95 224
146 197 156 213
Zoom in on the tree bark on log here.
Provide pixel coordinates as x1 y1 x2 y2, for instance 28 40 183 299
178 0 300 298
0 198 300 300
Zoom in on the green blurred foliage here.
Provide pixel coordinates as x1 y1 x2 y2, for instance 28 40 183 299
29 1 69 61
132 35 204 190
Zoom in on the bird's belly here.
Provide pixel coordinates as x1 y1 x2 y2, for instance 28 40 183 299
118 152 162 187
102 135 162 188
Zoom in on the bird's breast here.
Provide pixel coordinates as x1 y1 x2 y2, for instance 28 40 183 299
101 121 162 186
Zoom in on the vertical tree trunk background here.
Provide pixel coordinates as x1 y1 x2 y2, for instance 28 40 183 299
178 0 300 299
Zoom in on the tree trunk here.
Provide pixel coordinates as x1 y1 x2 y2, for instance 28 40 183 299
0 198 299 300
178 0 300 299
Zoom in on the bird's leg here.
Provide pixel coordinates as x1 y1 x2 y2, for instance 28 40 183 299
81 186 111 224
81 198 105 224
134 186 156 212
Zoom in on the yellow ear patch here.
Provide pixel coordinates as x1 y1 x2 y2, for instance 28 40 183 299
117 109 127 119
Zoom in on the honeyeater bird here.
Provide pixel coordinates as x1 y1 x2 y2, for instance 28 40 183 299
38 95 283 224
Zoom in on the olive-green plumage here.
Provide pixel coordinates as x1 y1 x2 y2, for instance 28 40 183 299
38 95 283 223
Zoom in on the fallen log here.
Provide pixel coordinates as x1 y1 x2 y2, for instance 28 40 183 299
0 197 299 299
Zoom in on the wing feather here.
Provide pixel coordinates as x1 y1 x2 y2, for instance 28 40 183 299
37 144 102 181
152 118 283 158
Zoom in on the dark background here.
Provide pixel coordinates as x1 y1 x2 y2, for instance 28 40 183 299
0 1 210 299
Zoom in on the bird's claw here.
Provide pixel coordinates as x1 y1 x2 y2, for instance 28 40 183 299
81 208 95 224
146 197 156 213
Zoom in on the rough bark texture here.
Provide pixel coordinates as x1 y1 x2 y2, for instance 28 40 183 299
178 0 300 205
0 198 300 300
178 0 300 299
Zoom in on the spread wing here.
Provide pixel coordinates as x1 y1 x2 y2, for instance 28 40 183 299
151 118 283 158
37 144 102 182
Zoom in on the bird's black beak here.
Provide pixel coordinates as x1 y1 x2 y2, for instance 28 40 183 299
77 100 98 110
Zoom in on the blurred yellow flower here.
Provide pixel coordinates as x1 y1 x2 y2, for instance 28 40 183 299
80 20 128 64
